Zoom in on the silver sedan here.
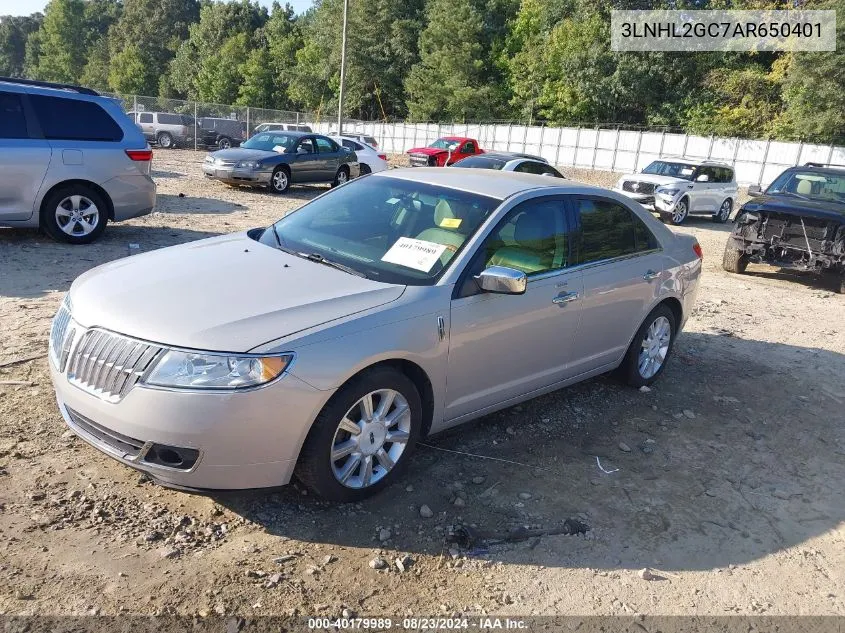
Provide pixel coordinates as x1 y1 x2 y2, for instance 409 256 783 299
49 168 702 501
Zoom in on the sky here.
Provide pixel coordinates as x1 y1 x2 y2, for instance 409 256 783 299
4 0 315 17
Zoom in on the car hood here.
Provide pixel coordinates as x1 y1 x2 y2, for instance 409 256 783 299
622 174 690 187
407 147 449 156
742 194 845 222
208 148 278 162
68 233 405 352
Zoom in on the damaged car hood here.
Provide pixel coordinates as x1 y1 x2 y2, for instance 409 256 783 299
742 194 845 222
67 233 405 352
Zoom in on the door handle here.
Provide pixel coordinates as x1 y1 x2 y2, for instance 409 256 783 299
552 291 579 305
643 270 660 281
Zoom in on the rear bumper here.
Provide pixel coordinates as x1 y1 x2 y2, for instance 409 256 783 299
102 174 156 221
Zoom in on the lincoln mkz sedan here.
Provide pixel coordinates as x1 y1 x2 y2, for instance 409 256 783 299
49 168 702 501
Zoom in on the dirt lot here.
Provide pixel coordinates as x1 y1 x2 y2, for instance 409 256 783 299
1 150 844 619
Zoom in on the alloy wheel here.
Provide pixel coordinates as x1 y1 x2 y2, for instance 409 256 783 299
330 389 411 489
719 200 731 221
672 200 688 224
638 316 671 379
272 170 288 192
55 195 100 237
336 169 349 185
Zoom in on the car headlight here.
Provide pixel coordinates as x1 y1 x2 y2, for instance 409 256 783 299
236 160 260 169
143 350 293 390
657 187 680 196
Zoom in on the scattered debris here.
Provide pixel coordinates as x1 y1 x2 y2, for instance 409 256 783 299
639 385 652 393
596 456 619 474
618 442 632 453
378 528 392 542
395 554 413 572
518 492 532 500
683 409 696 419
419 505 434 518
368 557 388 570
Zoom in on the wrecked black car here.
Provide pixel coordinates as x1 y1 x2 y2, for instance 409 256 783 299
723 163 845 293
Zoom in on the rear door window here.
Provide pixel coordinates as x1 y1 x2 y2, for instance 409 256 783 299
316 137 338 153
29 95 123 142
0 92 30 139
574 198 649 264
157 113 182 125
138 112 153 123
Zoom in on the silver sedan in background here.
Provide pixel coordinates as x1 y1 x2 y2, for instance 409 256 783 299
49 168 701 501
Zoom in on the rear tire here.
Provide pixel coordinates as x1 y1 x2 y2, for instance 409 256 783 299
359 163 371 176
217 136 232 150
713 198 732 223
40 185 109 244
295 367 422 502
332 165 350 187
722 245 749 273
618 304 677 388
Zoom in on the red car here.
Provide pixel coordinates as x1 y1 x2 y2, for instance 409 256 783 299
407 137 483 167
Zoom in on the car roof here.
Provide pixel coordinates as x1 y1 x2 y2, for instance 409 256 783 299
653 156 732 167
474 152 547 163
796 163 845 175
374 167 600 200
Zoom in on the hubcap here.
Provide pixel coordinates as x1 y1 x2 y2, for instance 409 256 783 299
330 389 411 489
273 170 288 191
672 201 688 223
638 316 672 379
160 135 171 148
55 195 99 237
220 139 230 149
337 170 348 184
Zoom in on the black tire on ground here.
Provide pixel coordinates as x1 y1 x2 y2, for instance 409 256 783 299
332 165 350 187
359 163 371 175
268 166 291 194
217 137 232 150
664 197 689 225
295 367 422 502
617 304 677 388
40 184 109 244
722 245 749 273
157 132 174 149
713 198 732 223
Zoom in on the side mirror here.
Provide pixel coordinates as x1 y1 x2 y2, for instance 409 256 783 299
747 184 763 197
476 266 527 295
297 147 308 154
696 174 710 182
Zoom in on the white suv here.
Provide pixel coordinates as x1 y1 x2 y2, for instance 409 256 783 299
614 158 738 225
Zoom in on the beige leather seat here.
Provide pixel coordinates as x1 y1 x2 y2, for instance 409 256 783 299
796 179 813 195
415 199 469 265
488 212 556 274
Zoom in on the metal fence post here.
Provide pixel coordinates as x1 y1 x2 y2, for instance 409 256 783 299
795 140 804 166
133 95 137 116
538 124 545 159
554 127 563 166
757 139 771 185
706 134 714 159
246 107 250 136
506 123 512 151
682 133 689 158
633 129 643 170
611 126 621 172
522 123 529 152
658 129 666 158
296 112 300 126
573 126 581 166
194 102 198 151
731 137 740 167
590 125 599 169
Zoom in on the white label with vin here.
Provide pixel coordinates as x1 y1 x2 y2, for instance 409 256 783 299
381 237 447 272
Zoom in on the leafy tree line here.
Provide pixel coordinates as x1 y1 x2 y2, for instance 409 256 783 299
0 0 843 143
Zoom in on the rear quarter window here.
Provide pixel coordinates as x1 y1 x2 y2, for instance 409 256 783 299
0 92 29 139
29 95 123 142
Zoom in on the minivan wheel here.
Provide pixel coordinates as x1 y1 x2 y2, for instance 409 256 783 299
332 166 350 187
218 136 232 150
618 304 677 388
41 185 108 244
157 132 173 149
295 367 422 501
269 166 290 193
713 199 732 223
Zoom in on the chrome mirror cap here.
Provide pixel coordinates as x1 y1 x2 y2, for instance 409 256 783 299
477 266 527 295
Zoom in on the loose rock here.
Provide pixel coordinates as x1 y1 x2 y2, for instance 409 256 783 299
378 528 392 542
518 492 532 500
395 554 413 572
638 568 656 581
419 505 434 518
683 409 696 419
619 442 632 453
369 557 388 570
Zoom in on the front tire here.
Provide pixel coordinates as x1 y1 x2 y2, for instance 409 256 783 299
295 367 422 502
618 304 677 388
157 132 173 149
662 197 689 225
41 185 109 244
269 166 290 193
722 245 749 273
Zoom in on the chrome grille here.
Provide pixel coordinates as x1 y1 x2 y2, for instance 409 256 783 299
409 154 430 167
623 180 656 195
49 301 72 369
67 330 162 402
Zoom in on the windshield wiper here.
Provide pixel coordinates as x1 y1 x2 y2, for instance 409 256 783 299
299 252 366 278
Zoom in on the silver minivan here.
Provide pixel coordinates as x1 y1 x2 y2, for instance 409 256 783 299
0 78 156 244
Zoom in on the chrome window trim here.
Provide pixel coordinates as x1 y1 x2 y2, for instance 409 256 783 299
525 248 663 284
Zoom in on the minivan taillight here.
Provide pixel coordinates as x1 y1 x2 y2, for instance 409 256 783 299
693 242 703 259
125 149 153 161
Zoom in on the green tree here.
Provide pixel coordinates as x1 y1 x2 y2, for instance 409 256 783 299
0 14 43 77
196 33 250 104
109 0 199 95
34 0 88 82
404 0 496 121
238 46 276 107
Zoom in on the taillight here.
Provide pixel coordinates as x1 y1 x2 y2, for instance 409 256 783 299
378 154 387 161
125 149 152 161
693 242 703 259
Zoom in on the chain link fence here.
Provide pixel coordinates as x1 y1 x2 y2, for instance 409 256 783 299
102 92 845 185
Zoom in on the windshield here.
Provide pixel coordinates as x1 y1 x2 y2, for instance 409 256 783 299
453 156 506 170
642 161 697 180
430 138 461 150
767 169 845 202
242 133 297 152
260 176 501 285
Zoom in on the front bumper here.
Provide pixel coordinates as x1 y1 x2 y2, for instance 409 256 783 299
50 348 329 490
654 194 679 213
613 188 654 208
408 154 432 167
202 164 271 185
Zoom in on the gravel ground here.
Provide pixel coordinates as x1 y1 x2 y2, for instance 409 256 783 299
1 149 843 618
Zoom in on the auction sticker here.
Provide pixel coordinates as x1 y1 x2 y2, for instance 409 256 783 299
381 237 447 272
